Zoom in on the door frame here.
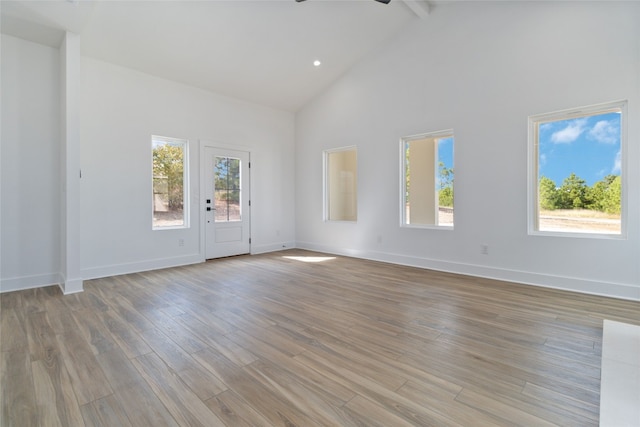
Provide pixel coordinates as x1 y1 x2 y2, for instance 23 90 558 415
199 140 252 260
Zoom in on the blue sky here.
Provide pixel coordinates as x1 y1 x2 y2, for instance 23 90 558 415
437 136 454 173
538 112 621 187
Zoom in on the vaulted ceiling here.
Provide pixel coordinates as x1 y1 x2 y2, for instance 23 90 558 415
1 0 431 111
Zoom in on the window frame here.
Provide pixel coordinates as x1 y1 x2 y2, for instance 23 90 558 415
400 129 455 230
152 135 189 230
323 146 358 222
527 100 627 239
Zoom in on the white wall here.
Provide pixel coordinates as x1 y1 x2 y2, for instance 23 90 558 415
295 2 640 300
79 58 295 279
1 35 61 292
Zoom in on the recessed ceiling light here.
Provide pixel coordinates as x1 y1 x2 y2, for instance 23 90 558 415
313 60 321 67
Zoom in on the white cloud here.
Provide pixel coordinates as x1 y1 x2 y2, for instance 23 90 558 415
588 120 619 144
612 150 621 174
540 153 547 166
550 118 587 144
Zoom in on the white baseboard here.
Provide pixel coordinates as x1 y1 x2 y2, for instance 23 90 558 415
296 241 640 302
81 254 203 281
251 241 297 255
59 276 84 295
0 272 62 293
6 246 637 302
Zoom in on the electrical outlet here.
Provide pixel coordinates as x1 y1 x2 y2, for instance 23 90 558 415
178 238 185 247
480 244 489 255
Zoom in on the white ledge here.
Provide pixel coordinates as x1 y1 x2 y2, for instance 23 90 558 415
600 320 640 427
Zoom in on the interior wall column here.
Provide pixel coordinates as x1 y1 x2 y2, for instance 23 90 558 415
60 31 83 294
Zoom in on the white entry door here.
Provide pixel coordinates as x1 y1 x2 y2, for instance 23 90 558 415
204 147 250 259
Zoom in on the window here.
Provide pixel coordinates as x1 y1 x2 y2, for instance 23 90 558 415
152 136 188 229
401 130 454 228
324 147 357 221
214 156 241 222
529 101 626 236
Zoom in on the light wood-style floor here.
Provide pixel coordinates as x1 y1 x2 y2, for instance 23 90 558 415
2 249 639 426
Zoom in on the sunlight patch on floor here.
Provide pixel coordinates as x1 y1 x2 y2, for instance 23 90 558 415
282 256 336 263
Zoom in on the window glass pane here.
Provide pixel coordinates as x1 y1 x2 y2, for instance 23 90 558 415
227 190 241 221
437 136 454 226
402 131 454 227
228 159 240 190
532 103 623 235
325 148 357 221
214 156 242 222
153 137 187 229
214 189 228 222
